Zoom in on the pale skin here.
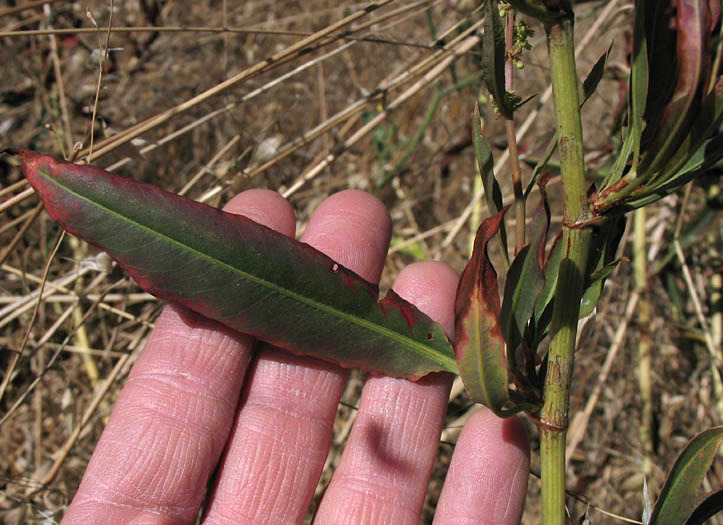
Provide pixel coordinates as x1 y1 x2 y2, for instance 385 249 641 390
63 189 530 524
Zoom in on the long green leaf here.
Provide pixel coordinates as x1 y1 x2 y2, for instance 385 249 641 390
13 149 457 379
650 426 723 525
482 0 514 119
532 231 561 342
639 0 678 149
472 101 508 265
454 207 530 416
623 134 723 211
642 0 712 175
581 44 613 107
454 208 509 413
472 102 504 216
579 217 625 318
500 199 547 354
685 490 723 525
629 0 649 172
656 78 723 183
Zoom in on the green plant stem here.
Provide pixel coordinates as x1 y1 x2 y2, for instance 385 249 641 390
506 118 525 254
634 207 653 477
505 10 525 254
540 14 592 525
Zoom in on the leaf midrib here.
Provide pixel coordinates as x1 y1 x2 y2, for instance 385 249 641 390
42 169 456 371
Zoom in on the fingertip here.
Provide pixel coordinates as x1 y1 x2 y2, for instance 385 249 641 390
392 261 459 338
313 189 390 223
435 406 530 525
464 406 529 461
224 189 296 237
302 190 391 282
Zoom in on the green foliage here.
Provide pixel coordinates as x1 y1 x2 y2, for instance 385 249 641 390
591 0 723 216
13 148 458 380
482 0 514 118
649 427 723 525
500 201 547 354
454 207 538 416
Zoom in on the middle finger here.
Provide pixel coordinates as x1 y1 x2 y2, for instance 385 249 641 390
203 190 392 524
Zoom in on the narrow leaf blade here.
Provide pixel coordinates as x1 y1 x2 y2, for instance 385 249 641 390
472 101 504 215
15 149 457 379
581 44 613 107
579 217 625 318
472 102 508 262
534 231 562 328
642 0 712 174
656 78 723 182
482 0 514 119
629 2 649 171
649 426 723 525
454 208 516 415
500 197 548 352
685 490 723 525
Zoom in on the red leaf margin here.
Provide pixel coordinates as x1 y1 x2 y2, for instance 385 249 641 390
7 148 458 379
453 207 512 413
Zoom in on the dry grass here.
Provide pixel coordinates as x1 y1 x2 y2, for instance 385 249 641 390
1 0 721 523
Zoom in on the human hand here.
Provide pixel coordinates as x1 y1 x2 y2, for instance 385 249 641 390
63 189 529 524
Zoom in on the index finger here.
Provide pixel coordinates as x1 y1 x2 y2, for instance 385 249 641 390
64 190 297 523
